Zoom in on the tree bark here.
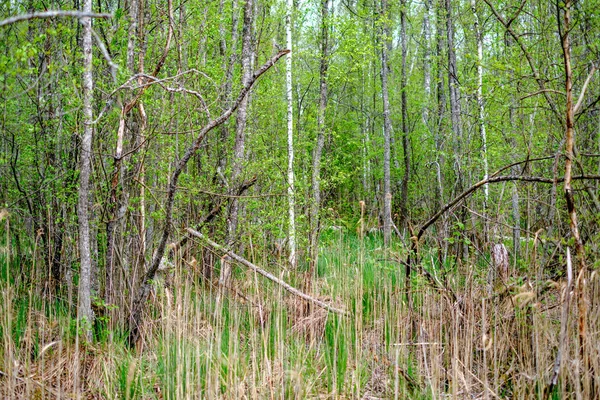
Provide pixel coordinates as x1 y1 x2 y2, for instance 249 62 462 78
560 1 589 393
308 0 330 286
422 0 431 127
220 0 255 288
77 0 94 336
286 0 297 267
379 0 392 247
471 0 488 243
399 0 410 226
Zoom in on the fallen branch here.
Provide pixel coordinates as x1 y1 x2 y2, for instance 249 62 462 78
186 228 349 316
0 10 111 27
127 50 289 348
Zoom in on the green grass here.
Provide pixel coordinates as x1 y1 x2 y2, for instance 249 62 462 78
1 228 599 398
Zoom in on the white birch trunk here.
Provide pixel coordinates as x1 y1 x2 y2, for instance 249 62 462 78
286 0 296 267
77 0 94 334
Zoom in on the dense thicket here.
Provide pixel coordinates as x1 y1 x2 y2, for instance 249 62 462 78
2 0 600 397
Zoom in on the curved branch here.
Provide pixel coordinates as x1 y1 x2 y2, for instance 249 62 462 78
0 10 111 27
417 174 600 240
127 50 289 347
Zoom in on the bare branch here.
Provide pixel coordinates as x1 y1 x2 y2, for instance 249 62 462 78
127 50 289 348
520 89 566 101
574 66 596 114
187 228 348 316
0 10 111 27
417 173 600 240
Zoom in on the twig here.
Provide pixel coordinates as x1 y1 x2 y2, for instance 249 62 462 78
186 228 349 316
0 10 111 27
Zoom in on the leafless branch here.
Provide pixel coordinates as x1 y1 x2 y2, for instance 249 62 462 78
186 228 349 316
574 66 596 114
0 10 111 27
127 50 289 348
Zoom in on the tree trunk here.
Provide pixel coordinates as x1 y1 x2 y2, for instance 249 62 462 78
471 0 488 243
286 0 297 267
217 0 240 180
77 0 94 336
560 1 589 393
399 0 410 227
308 0 330 286
220 0 255 288
422 0 431 127
379 0 392 247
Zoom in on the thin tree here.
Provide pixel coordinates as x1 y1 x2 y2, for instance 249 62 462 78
308 0 330 287
286 0 297 267
379 0 392 247
77 0 94 336
220 0 255 288
399 0 410 225
560 0 589 394
470 0 488 241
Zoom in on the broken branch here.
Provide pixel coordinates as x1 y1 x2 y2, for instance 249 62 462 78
187 228 348 316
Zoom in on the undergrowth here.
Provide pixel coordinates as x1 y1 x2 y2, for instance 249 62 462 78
1 227 599 398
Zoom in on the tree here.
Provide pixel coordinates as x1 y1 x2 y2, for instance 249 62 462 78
308 0 330 287
286 0 297 267
77 0 95 337
379 0 392 247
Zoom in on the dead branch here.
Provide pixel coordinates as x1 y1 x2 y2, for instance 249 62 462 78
127 50 289 348
186 228 349 316
0 10 111 27
416 173 600 241
171 176 258 254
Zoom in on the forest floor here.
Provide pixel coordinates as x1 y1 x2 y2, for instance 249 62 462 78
1 229 599 399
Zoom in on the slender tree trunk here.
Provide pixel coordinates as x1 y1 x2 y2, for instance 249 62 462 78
445 0 461 149
379 0 392 247
435 0 448 260
471 0 488 243
286 0 296 267
77 0 94 335
445 0 466 261
308 0 330 285
561 1 589 393
217 0 240 180
220 0 254 288
422 0 431 127
399 0 410 226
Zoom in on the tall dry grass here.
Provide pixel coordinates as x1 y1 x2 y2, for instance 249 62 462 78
1 210 599 398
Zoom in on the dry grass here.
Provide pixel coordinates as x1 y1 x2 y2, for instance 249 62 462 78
1 229 599 399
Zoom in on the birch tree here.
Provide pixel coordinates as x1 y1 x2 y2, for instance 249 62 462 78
77 0 95 335
286 0 296 267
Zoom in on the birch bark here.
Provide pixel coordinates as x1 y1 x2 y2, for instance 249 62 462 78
77 0 94 334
